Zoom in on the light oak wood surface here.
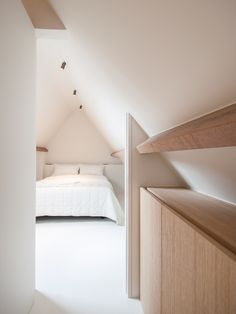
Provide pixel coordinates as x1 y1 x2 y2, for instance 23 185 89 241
148 187 236 255
229 258 236 313
140 188 236 314
215 248 236 314
140 188 161 314
195 233 216 314
162 205 195 314
137 103 236 153
195 230 236 314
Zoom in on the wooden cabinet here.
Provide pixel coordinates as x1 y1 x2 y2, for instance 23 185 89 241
140 188 236 314
195 233 216 314
195 231 236 314
140 188 161 314
162 206 195 314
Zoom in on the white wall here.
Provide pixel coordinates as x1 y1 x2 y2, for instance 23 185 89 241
163 147 236 205
46 110 121 164
104 164 124 208
126 114 185 298
0 2 35 313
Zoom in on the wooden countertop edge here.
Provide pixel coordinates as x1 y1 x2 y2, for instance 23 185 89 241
143 187 236 258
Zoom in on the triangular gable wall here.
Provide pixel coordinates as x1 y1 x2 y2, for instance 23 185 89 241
46 110 121 164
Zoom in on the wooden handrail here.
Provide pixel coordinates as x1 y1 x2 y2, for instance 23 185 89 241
137 103 236 153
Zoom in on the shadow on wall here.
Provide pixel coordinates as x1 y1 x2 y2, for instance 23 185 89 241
162 147 236 204
30 291 66 314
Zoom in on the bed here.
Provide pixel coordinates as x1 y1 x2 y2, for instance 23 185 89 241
36 165 124 225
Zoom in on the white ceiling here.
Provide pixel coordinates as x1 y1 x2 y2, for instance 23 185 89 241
36 0 236 150
36 32 81 146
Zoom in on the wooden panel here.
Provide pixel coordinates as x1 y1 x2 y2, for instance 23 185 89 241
148 188 236 255
195 233 216 314
21 0 65 29
216 248 231 313
229 258 236 313
215 248 236 314
137 103 236 153
140 188 236 313
36 146 48 152
162 205 195 314
140 188 161 314
216 245 236 314
195 229 236 314
214 246 236 314
161 205 175 314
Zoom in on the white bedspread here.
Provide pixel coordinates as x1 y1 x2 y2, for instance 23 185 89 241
36 175 124 225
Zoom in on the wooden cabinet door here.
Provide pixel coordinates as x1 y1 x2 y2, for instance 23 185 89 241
162 205 195 314
195 232 236 314
161 205 236 314
140 190 236 314
140 188 162 314
195 233 216 314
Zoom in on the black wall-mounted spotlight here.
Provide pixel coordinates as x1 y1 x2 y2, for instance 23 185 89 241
73 90 77 95
80 105 83 109
61 61 66 70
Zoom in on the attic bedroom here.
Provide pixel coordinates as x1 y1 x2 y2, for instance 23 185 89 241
1 1 236 314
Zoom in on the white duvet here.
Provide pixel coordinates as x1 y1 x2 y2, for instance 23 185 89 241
36 175 124 225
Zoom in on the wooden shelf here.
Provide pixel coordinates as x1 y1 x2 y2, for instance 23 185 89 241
111 149 124 158
137 103 236 153
36 146 48 152
147 187 236 255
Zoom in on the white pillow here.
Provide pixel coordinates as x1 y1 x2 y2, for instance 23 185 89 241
79 164 104 176
53 164 79 176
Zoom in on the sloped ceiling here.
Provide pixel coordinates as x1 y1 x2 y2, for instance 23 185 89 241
35 0 236 203
45 0 236 150
36 33 81 146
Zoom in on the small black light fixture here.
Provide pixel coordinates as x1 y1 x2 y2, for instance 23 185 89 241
61 61 66 70
73 89 77 95
79 105 83 110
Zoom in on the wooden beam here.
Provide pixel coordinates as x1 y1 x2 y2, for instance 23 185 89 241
137 103 236 153
21 0 65 30
36 146 48 152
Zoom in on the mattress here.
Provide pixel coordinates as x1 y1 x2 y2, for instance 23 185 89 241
36 175 124 225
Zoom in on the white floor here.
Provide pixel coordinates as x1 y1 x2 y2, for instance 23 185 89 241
30 217 142 314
